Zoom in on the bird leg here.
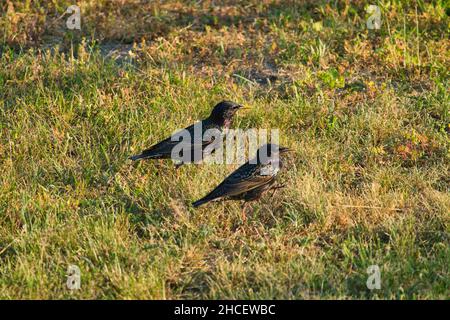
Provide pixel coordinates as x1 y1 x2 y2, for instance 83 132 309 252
174 162 183 170
241 202 248 222
173 161 183 176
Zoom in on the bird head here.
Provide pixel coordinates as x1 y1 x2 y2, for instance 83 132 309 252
208 100 244 126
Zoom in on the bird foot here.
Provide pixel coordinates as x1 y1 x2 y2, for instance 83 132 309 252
270 184 286 198
273 183 286 190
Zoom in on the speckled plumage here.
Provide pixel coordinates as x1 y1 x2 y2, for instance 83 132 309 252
129 101 243 165
192 144 290 207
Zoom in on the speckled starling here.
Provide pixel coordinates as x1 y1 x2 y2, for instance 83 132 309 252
192 143 291 209
129 101 244 166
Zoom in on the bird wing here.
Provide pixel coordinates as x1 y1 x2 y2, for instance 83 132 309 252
139 122 216 158
203 163 275 201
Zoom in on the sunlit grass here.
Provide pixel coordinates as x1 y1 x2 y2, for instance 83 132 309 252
0 0 448 299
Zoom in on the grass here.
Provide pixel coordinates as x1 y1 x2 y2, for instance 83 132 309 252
0 0 449 299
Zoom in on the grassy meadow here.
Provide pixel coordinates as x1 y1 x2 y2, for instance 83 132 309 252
0 0 449 299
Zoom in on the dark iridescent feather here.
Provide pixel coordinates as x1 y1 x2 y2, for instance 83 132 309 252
192 144 290 207
129 101 243 165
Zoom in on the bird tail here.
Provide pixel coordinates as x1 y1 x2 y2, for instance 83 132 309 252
129 154 145 161
192 197 211 208
129 150 162 161
192 189 223 208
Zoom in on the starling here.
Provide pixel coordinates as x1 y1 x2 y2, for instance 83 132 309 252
192 143 291 212
129 101 244 166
